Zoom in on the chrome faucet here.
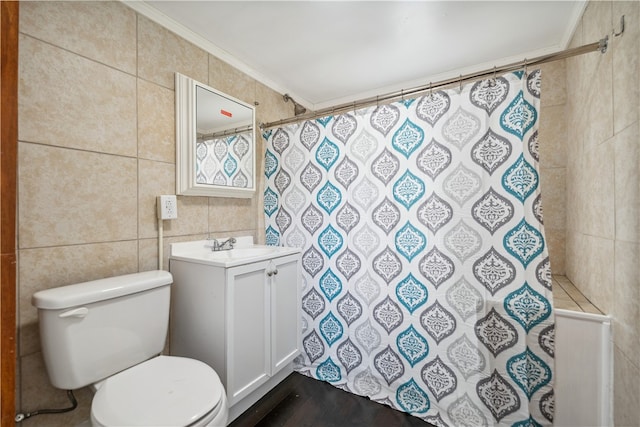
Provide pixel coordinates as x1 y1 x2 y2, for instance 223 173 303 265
211 237 236 251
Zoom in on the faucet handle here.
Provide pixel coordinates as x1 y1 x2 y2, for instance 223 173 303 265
229 238 237 249
204 237 217 251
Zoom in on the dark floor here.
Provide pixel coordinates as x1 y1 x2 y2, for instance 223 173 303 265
229 372 433 427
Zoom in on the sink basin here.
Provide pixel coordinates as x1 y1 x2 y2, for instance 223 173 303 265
169 239 300 267
208 247 278 259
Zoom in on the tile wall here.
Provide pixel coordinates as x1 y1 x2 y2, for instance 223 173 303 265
552 275 602 313
16 2 292 425
564 1 640 425
538 59 568 276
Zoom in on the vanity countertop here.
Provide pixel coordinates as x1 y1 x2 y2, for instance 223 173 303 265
169 238 300 268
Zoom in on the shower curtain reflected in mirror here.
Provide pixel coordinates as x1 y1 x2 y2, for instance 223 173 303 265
264 70 554 426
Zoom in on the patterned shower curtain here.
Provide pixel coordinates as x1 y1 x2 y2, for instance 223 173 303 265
264 71 554 426
196 131 253 188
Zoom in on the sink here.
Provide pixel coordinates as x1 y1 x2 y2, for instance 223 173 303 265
169 238 300 267
208 247 278 258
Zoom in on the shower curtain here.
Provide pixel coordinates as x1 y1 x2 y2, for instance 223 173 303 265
264 71 554 426
196 131 253 188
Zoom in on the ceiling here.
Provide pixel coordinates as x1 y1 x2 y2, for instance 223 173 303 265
132 1 586 111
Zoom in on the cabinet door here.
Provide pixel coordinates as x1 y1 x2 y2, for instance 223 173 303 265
226 262 270 405
270 256 301 374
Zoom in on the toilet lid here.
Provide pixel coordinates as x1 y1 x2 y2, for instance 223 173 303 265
92 356 223 426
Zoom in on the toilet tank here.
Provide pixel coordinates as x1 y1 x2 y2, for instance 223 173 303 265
32 270 173 390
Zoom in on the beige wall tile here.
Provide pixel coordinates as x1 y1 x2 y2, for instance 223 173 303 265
583 235 615 313
584 52 614 152
208 197 256 234
539 60 566 107
612 2 639 134
174 195 211 236
615 122 639 242
565 54 588 157
570 56 592 112
613 347 640 427
539 167 566 231
19 1 137 75
139 238 160 272
613 240 640 367
566 232 597 300
539 105 567 169
18 241 139 355
583 138 615 239
19 35 137 156
256 81 295 125
581 1 612 84
18 143 138 248
565 139 583 233
539 85 567 274
138 159 209 239
209 55 257 106
138 79 176 163
138 158 175 240
137 15 208 90
143 234 211 273
545 228 566 275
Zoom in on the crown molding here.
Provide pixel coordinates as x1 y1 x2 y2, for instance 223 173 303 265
121 1 310 107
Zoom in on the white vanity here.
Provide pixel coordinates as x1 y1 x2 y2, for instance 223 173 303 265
168 237 301 423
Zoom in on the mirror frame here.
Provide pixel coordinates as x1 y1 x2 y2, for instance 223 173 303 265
175 73 256 198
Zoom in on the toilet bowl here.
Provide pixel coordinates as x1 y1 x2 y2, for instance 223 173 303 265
91 356 228 427
32 270 228 427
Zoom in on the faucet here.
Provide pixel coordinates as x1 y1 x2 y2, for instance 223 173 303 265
211 237 236 251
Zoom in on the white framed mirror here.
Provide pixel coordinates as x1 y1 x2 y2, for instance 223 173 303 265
175 73 256 198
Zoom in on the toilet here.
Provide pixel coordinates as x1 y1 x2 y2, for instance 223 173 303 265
32 270 228 426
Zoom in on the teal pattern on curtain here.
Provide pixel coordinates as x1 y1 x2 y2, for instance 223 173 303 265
196 131 253 188
264 71 554 426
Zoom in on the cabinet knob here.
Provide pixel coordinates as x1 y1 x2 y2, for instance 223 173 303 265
274 269 278 275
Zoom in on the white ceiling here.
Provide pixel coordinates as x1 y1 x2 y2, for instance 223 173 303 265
131 1 586 111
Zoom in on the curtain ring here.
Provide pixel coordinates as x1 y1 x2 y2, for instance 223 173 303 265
523 59 528 77
459 75 463 92
401 89 404 101
490 66 497 87
429 82 433 98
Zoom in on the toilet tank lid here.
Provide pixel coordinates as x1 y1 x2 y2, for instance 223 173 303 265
32 270 173 310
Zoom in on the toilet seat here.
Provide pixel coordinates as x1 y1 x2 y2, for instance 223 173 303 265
91 355 224 426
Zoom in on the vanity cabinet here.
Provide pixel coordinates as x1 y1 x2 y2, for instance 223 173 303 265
169 252 301 416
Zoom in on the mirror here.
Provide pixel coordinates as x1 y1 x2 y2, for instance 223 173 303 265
175 73 256 197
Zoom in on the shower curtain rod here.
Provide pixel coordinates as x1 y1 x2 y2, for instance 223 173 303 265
260 35 609 130
199 124 253 139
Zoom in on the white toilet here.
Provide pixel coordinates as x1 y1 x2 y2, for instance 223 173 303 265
32 270 229 426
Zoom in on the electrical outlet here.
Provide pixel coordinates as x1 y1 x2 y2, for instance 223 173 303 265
157 195 178 220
